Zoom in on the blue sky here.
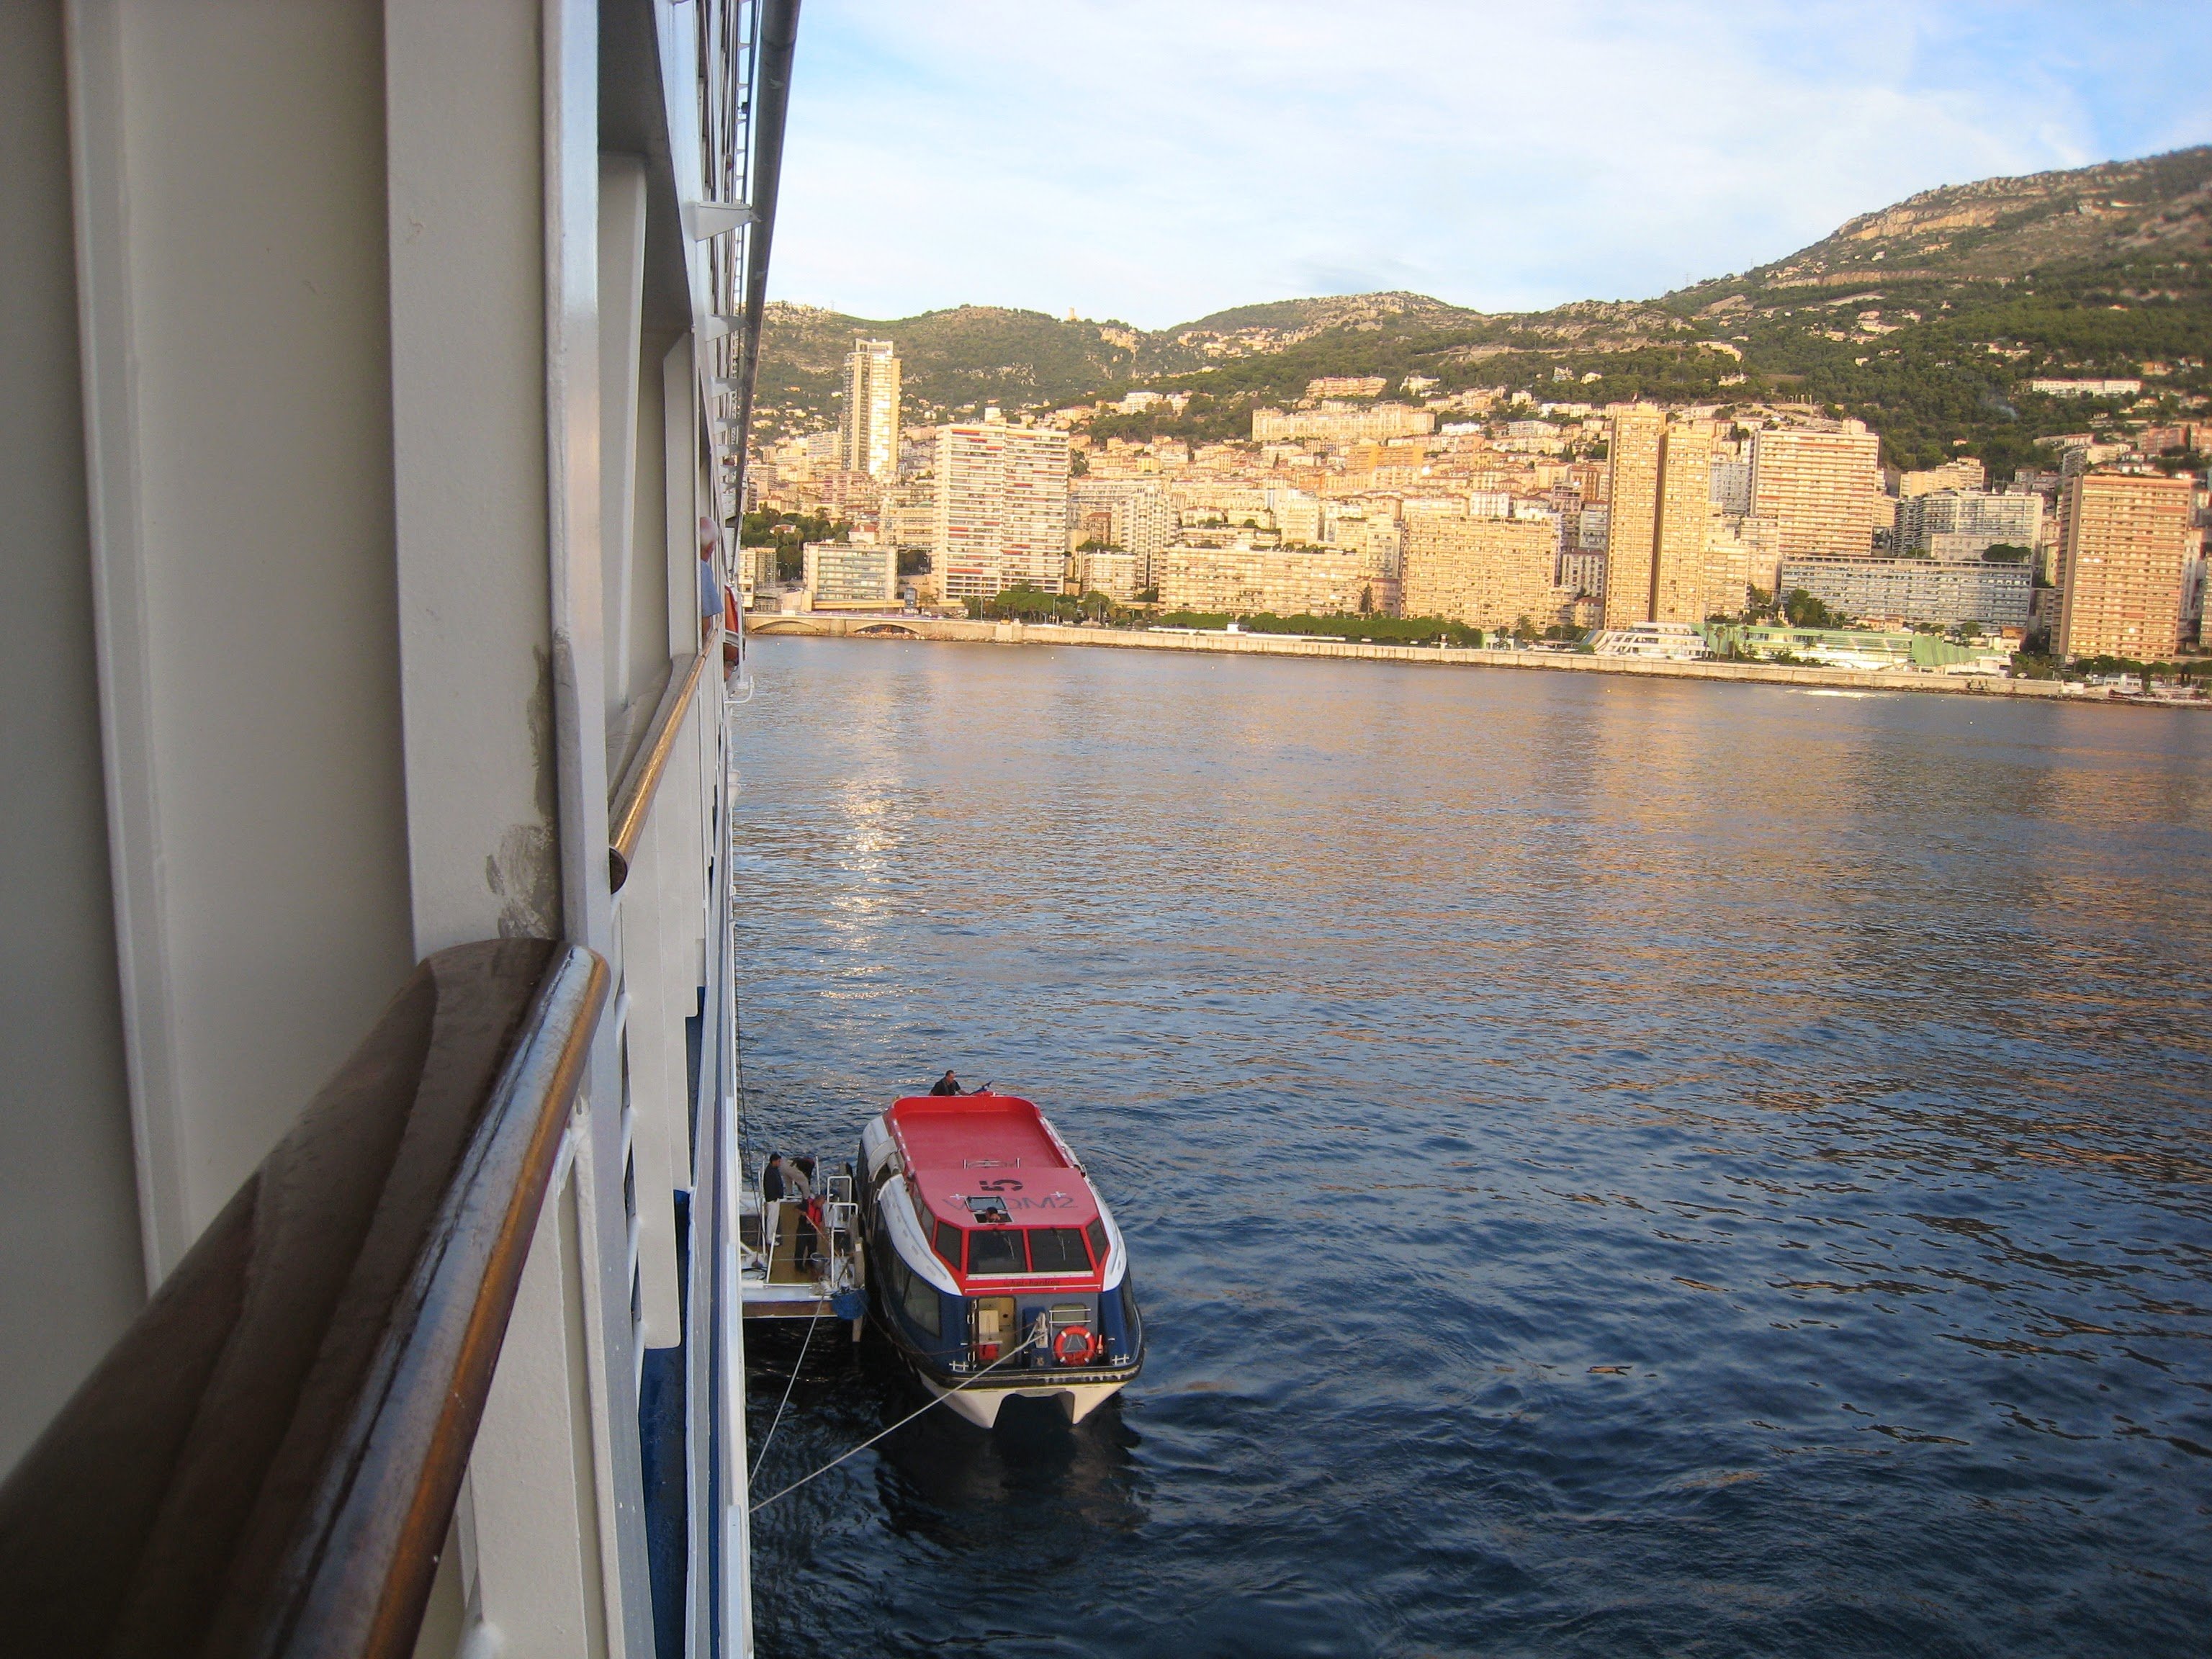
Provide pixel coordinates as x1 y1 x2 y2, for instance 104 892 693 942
770 1 2212 329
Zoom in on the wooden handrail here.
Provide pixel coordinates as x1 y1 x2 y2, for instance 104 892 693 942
608 642 711 894
0 938 608 1659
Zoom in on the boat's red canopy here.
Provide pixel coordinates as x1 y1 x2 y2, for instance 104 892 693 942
885 1094 1105 1285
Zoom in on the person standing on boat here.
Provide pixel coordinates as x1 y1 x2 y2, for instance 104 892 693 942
760 1152 786 1202
791 1156 822 1269
929 1070 966 1096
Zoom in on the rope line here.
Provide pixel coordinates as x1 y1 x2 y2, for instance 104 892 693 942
748 1303 821 1484
747 1333 1042 1515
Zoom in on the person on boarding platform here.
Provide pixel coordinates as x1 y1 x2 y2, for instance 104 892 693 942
760 1152 786 1202
792 1156 822 1265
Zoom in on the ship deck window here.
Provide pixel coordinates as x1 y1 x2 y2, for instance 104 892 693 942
1028 1227 1091 1274
966 1228 1027 1275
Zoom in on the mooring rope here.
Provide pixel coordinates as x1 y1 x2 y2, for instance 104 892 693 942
750 1302 822 1483
747 1332 1043 1515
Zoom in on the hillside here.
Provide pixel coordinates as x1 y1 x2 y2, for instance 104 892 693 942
759 145 2212 472
755 302 1146 437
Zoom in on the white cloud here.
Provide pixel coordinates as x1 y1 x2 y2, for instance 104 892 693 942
770 0 2212 327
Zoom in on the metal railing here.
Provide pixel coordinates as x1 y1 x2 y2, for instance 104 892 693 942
609 642 712 894
0 940 608 1658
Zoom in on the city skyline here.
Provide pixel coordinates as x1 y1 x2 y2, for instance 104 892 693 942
773 1 2212 328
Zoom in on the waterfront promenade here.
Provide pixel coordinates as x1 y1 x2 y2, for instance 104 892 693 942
745 613 2194 705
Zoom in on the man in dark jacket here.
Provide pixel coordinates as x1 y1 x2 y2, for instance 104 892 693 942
761 1152 786 1201
928 1071 963 1096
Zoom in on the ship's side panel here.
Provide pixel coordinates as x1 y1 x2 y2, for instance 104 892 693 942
0 0 145 1475
67 0 416 1280
0 1 788 1651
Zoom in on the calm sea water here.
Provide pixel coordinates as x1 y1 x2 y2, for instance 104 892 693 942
730 639 2212 1658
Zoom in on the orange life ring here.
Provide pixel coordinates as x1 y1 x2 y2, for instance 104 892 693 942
1053 1325 1100 1364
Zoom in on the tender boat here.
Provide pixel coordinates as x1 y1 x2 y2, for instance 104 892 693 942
857 1092 1144 1426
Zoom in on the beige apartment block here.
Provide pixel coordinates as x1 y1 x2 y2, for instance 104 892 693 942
1703 515 1781 617
1074 549 1143 603
1070 480 1175 585
802 539 898 609
840 338 902 479
878 489 937 554
1402 516 1562 632
1899 457 1987 497
1750 422 1884 561
2056 472 2195 660
1251 403 1436 443
1160 544 1391 616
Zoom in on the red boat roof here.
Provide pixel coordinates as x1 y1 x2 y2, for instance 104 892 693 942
886 1094 1072 1173
884 1095 1103 1269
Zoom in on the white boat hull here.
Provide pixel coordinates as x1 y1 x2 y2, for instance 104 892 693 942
922 1372 1130 1429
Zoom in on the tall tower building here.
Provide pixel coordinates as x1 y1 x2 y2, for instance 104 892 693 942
2056 472 2195 660
1651 419 1717 624
932 415 1071 601
840 338 901 480
1748 423 1883 562
1601 404 1664 629
1601 405 1716 626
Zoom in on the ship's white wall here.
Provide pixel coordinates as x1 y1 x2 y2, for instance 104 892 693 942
0 0 148 1476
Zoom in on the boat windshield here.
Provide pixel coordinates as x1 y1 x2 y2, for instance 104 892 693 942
967 1228 1026 1274
932 1219 962 1271
1028 1227 1090 1274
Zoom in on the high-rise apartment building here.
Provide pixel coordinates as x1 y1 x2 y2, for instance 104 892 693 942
2056 472 2195 660
839 338 901 480
1601 405 1715 626
932 415 1071 601
1069 480 1175 588
1402 516 1561 632
1749 422 1884 562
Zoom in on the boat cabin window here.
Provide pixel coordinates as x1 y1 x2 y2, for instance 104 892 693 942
966 1228 1027 1275
1027 1227 1091 1274
1085 1218 1108 1263
932 1219 962 1272
899 1259 940 1337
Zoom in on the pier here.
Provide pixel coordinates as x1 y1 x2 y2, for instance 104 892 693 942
745 614 2170 703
